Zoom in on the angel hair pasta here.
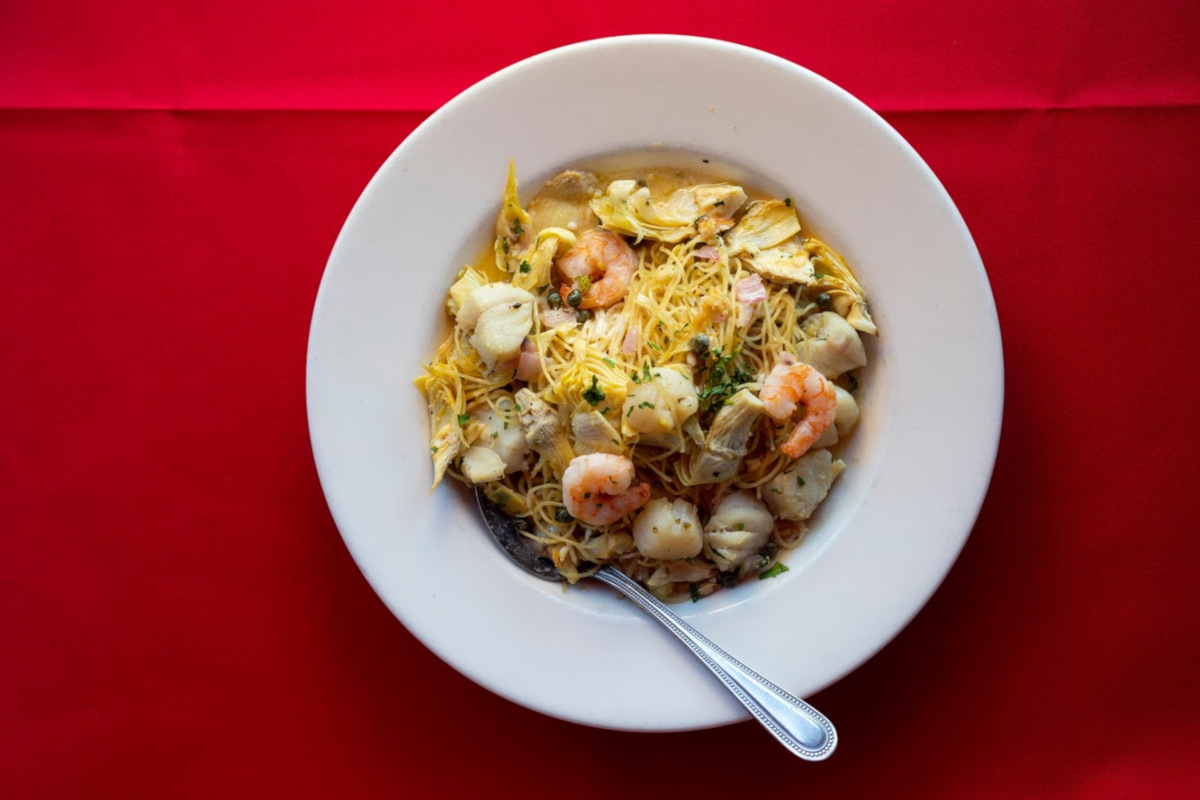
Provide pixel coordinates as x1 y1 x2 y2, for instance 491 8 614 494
414 162 876 602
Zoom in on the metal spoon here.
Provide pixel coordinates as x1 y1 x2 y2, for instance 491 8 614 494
476 487 837 760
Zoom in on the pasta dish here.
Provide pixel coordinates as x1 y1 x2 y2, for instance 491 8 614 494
415 162 876 601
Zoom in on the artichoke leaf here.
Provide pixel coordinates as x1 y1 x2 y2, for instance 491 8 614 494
494 160 533 273
428 410 464 491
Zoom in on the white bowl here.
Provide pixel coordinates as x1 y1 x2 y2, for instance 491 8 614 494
307 35 1003 731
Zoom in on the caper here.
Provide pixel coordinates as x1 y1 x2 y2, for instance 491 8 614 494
554 508 574 523
547 291 562 309
575 309 593 324
567 288 583 308
691 334 710 358
816 292 832 310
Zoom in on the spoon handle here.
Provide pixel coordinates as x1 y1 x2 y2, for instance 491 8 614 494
593 565 837 760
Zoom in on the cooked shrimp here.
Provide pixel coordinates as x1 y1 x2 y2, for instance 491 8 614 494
561 453 651 526
759 353 837 459
556 229 637 309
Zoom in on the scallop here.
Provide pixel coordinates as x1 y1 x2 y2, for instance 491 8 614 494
799 312 866 379
632 498 703 560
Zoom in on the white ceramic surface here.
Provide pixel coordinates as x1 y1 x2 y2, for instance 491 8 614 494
306 35 1003 731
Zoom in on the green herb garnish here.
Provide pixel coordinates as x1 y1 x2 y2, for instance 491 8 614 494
759 563 790 580
582 375 605 406
689 583 701 603
457 414 470 426
519 260 531 273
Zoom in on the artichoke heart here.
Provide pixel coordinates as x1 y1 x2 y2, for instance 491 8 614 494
806 241 877 336
446 265 488 317
725 200 801 253
725 201 815 286
508 227 576 293
515 388 575 477
681 389 764 486
592 180 747 243
571 410 624 455
527 170 601 233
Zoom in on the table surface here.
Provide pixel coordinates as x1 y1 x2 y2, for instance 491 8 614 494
3 2 1197 797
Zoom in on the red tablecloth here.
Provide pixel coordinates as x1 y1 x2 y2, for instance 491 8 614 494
3 2 1197 797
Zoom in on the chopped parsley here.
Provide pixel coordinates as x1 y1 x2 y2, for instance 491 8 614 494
456 413 470 426
519 260 531 273
501 239 510 254
796 476 807 488
697 347 755 413
511 219 523 236
689 583 701 603
637 401 656 409
735 523 745 531
759 563 790 580
582 375 605 406
784 197 792 207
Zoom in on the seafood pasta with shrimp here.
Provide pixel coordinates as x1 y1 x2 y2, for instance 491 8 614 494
415 162 877 602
